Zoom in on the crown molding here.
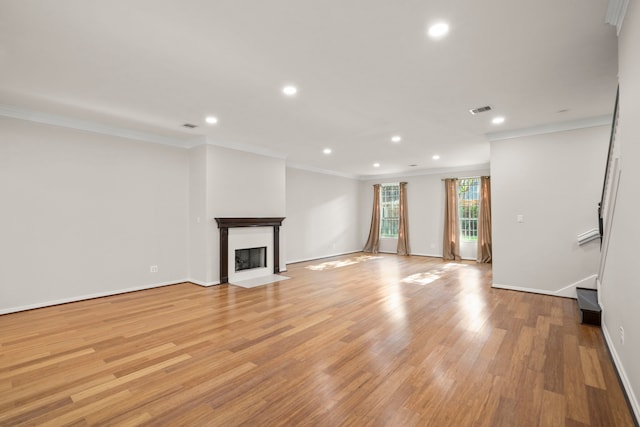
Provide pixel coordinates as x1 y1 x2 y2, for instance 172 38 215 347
286 161 492 181
0 104 196 148
606 0 629 35
203 137 288 160
286 162 360 179
486 115 611 142
0 104 289 160
357 163 491 181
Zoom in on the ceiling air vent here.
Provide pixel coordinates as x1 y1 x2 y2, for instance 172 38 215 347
182 123 198 129
469 105 492 115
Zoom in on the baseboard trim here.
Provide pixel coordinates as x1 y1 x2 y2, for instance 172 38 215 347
602 319 640 423
188 279 220 287
492 274 597 299
380 251 449 258
410 252 443 259
0 279 192 315
386 252 475 261
286 250 362 265
596 277 605 310
290 251 472 262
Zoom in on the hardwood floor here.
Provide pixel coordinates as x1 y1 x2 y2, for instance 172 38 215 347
0 253 635 426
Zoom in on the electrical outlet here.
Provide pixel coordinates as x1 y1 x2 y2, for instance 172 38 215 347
150 265 158 273
619 326 625 345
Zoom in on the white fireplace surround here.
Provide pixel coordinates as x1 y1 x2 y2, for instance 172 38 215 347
228 227 273 283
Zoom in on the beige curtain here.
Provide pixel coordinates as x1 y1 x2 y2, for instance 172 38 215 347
363 184 381 253
477 176 492 263
397 182 410 256
442 179 461 260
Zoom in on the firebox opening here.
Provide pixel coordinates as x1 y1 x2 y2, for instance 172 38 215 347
235 247 267 272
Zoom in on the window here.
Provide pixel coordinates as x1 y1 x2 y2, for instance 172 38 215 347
380 183 400 238
458 178 480 241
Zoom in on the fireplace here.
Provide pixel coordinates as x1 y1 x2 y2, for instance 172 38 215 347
235 247 267 272
215 217 285 284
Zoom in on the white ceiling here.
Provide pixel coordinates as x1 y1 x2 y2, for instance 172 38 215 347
0 0 618 178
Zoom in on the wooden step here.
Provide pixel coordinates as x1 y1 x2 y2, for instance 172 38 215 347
576 287 601 326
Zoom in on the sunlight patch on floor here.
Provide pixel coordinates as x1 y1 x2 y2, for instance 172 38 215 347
305 255 383 271
402 272 442 286
443 262 468 269
402 263 467 286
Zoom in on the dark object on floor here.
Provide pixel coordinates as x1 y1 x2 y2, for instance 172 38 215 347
577 287 601 326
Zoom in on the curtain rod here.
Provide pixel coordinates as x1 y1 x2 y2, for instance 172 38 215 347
441 175 490 181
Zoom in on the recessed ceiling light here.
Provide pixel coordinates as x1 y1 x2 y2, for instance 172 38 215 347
391 135 402 143
373 163 380 168
282 85 298 96
409 164 418 167
432 155 440 160
205 116 218 125
428 22 449 38
492 116 505 125
323 148 332 155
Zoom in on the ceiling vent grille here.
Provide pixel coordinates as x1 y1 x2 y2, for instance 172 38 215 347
469 106 492 115
182 123 198 129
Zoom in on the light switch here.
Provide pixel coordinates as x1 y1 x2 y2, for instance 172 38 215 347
517 214 524 223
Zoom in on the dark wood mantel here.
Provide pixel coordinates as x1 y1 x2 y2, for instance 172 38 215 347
215 217 285 284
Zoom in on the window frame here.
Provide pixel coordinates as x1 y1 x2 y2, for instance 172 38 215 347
379 183 400 238
457 178 480 242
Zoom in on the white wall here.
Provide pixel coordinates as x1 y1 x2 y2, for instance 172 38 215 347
598 1 640 419
359 168 490 258
187 144 209 284
0 117 189 313
491 126 608 297
0 119 291 307
285 167 361 263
